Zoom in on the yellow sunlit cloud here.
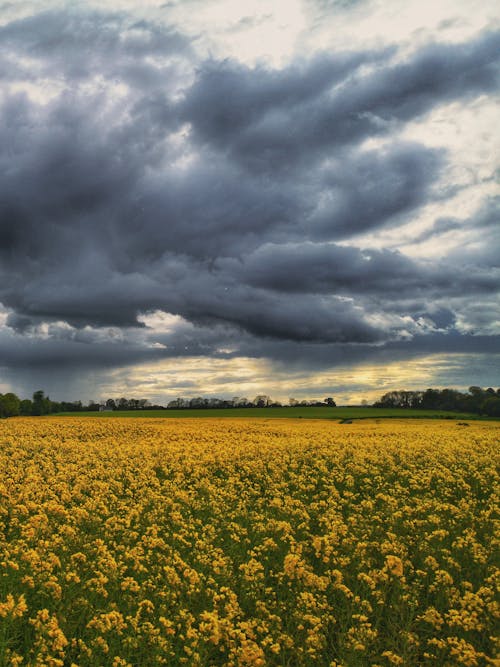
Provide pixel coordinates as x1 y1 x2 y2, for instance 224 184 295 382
95 352 493 405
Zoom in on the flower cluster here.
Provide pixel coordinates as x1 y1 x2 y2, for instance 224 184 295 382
0 417 498 665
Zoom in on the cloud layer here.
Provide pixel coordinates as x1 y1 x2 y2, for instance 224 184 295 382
0 3 499 400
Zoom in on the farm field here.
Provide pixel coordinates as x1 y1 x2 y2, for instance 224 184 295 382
0 417 498 666
53 406 486 420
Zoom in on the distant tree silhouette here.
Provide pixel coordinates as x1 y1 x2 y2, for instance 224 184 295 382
20 399 33 416
0 392 21 417
374 386 500 416
32 390 50 416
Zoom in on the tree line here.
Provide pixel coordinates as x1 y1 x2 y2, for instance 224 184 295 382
85 395 335 410
0 391 336 417
1 386 499 418
163 396 336 409
0 391 169 417
373 386 500 417
0 390 86 418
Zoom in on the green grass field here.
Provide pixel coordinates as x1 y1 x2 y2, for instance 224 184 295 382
51 406 487 420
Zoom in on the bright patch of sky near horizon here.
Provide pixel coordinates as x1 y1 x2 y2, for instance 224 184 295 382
89 353 500 406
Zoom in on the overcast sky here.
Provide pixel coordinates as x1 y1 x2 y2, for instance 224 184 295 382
0 0 499 404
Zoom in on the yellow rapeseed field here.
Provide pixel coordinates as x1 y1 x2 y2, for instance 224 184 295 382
0 417 498 667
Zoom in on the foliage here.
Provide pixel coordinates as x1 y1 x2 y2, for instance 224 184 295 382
0 391 100 418
481 396 500 417
0 393 21 418
0 417 498 666
2 386 499 420
19 400 33 416
374 386 500 417
31 390 52 416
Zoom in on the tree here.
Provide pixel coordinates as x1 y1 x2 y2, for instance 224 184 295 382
374 385 498 416
421 388 439 409
466 386 485 413
324 397 336 407
482 396 500 417
0 392 21 417
374 391 399 408
20 399 33 416
253 395 271 407
32 390 50 416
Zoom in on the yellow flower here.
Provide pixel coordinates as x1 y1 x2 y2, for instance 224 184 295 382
0 416 497 666
385 555 404 578
0 594 27 618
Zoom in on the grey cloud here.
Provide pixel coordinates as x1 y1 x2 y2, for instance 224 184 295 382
0 6 498 387
0 97 493 345
340 30 500 118
5 312 34 333
0 313 238 372
423 308 456 330
218 243 420 293
0 311 370 374
0 91 160 243
0 327 163 370
113 159 301 262
182 49 384 140
1 235 387 342
183 30 499 172
416 196 500 245
233 332 500 371
0 10 191 86
1 256 166 329
3 302 496 376
220 241 499 298
177 289 383 343
182 48 393 172
311 143 443 238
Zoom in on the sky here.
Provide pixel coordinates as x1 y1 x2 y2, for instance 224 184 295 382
0 0 499 405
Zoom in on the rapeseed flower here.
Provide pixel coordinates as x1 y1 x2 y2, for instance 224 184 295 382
0 416 497 666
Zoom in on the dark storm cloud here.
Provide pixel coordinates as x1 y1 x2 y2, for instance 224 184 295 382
183 30 500 173
0 6 499 384
181 47 388 148
234 333 500 371
218 242 499 297
0 314 245 372
0 328 163 370
310 143 443 238
3 305 497 375
0 9 191 86
177 289 382 343
113 159 302 261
